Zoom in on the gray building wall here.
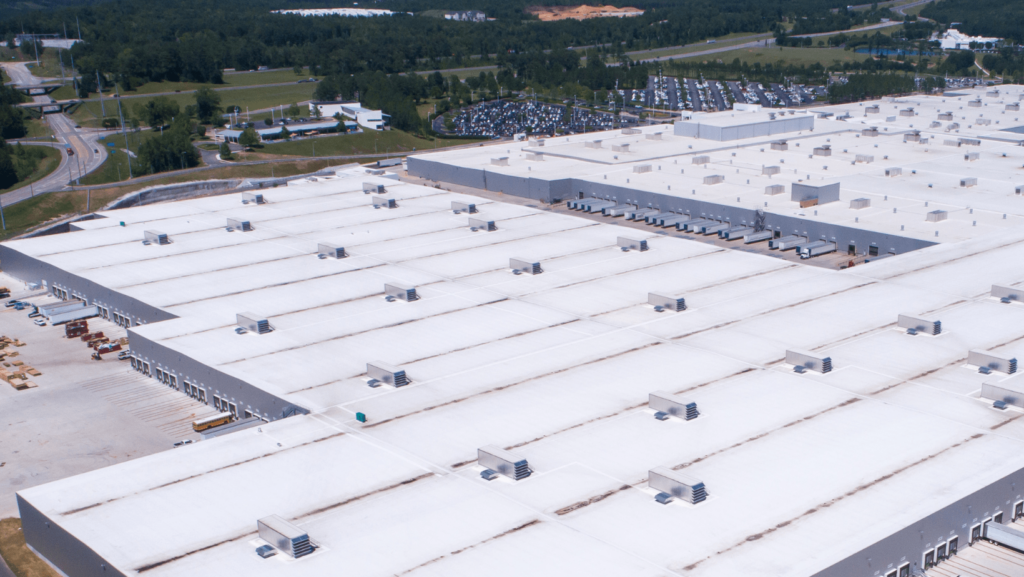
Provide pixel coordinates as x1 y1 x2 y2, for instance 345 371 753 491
792 182 842 205
17 494 128 577
674 115 814 141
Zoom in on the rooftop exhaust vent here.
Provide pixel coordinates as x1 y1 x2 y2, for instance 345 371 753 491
992 285 1021 302
384 283 419 302
692 155 711 164
468 217 497 231
617 237 649 252
257 515 313 559
143 230 170 245
968 350 1018 375
648 292 686 312
478 445 531 481
452 200 477 214
363 182 385 195
648 467 706 504
226 218 252 232
898 314 941 335
317 243 346 259
237 312 273 334
770 141 788 151
850 198 871 209
367 361 409 387
510 258 542 275
242 192 265 205
649 391 699 420
786 349 832 373
371 196 397 209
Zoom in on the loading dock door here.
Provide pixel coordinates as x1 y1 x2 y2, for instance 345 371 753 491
848 244 856 256
948 536 958 555
898 562 910 577
1015 501 1023 520
936 542 946 561
923 549 935 569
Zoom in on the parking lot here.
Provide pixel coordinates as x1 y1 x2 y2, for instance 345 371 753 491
444 99 630 137
0 277 217 519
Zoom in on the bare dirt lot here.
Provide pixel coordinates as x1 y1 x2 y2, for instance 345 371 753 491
526 4 644 21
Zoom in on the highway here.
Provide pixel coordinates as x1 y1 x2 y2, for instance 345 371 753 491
2 62 109 204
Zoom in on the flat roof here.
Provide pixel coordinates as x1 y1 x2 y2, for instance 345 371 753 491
13 163 1024 577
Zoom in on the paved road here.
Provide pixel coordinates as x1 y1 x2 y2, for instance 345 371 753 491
81 80 316 104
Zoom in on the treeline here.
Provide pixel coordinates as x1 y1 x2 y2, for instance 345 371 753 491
667 51 932 87
0 140 48 190
788 5 901 35
0 85 28 140
922 0 1024 44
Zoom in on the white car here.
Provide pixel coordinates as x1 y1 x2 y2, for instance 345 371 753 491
33 319 46 327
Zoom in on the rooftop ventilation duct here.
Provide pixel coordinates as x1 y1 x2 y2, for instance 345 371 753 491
621 128 641 135
143 230 170 245
648 467 706 504
885 167 902 177
363 182 385 195
317 243 346 259
992 285 1022 302
765 184 785 196
850 198 871 209
703 175 724 185
959 138 981 146
510 258 542 275
468 217 497 231
257 515 313 558
692 155 711 164
242 192 265 205
961 177 978 188
648 292 686 312
786 349 832 373
371 196 397 209
367 361 409 387
926 210 948 222
384 283 419 302
762 165 781 176
617 237 649 251
237 312 273 334
478 445 531 481
649 391 699 420
968 350 1018 375
452 201 477 214
898 314 941 335
226 218 252 232
612 143 630 152
770 141 788 151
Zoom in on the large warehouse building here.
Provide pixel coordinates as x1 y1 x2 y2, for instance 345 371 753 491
8 85 1024 577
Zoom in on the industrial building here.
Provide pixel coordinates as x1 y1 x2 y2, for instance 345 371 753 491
939 28 1001 50
309 101 388 130
444 10 486 21
216 119 354 143
8 85 1024 577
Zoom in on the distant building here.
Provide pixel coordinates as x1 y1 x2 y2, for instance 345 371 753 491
940 28 1001 50
271 8 409 17
216 119 354 142
445 10 486 22
310 101 389 130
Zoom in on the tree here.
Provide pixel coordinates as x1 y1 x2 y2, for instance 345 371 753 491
0 147 16 190
219 141 233 160
237 127 260 148
135 96 180 128
287 102 301 118
280 125 291 139
193 87 222 124
195 124 207 138
134 116 200 174
264 118 273 126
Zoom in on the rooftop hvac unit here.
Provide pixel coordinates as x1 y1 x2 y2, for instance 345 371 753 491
237 312 273 334
968 99 982 107
762 165 781 176
527 137 545 147
744 230 773 244
490 157 509 166
703 175 724 185
947 123 961 131
765 184 786 196
904 132 921 142
257 515 313 559
959 138 981 146
648 292 686 312
1007 103 1021 112
865 105 880 114
862 127 879 137
769 235 806 250
855 154 874 163
645 132 663 140
965 152 980 161
898 314 941 335
976 118 992 126
510 258 542 275
468 217 497 231
692 155 711 164
899 108 914 117
525 151 545 162
961 177 978 188
850 198 871 209
226 218 252 232
987 89 1000 97
938 112 954 121
929 121 941 129
242 192 265 205
981 381 1024 409
372 196 397 209
363 182 385 195
786 349 832 373
621 128 641 135
384 283 418 302
451 201 477 214
944 139 961 147
143 230 170 245
926 210 948 222
317 243 346 259
585 140 603 149
884 167 902 177
613 143 630 152
992 285 1022 302
367 361 409 387
813 145 832 156
478 445 531 480
618 237 649 251
633 164 652 174
648 467 706 504
770 141 788 151
968 350 1018 374
649 391 699 420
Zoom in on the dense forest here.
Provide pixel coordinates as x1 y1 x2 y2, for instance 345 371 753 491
921 0 1024 44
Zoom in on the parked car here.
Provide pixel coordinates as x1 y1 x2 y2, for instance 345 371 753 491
28 311 41 318
117 350 131 360
96 342 122 354
5 300 20 308
173 439 194 448
33 319 46 327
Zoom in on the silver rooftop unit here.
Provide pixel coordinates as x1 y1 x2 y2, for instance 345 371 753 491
884 167 902 177
451 201 477 214
621 128 641 135
585 140 603 149
862 127 879 137
649 390 699 420
237 312 273 334
855 154 874 163
648 467 707 504
645 132 663 140
791 182 840 205
897 314 941 335
981 380 1024 410
384 283 419 302
865 105 880 114
960 177 978 188
372 196 397 209
525 151 544 161
786 349 833 373
633 164 652 174
904 131 921 143
510 258 543 275
226 218 252 232
317 243 346 259
813 145 832 156
850 198 870 210
762 165 781 176
703 175 724 185
968 350 1018 375
1007 103 1021 112
143 230 170 245
468 217 497 231
770 140 788 151
363 182 385 194
765 184 785 196
992 285 1022 302
899 108 914 117
926 210 948 222
612 143 630 152
490 157 509 166
959 137 981 146
692 155 711 164
242 192 265 204
617 237 649 251
367 361 409 387
648 292 686 312
964 152 980 161
257 515 313 559
968 99 982 108
938 112 954 121
478 445 531 480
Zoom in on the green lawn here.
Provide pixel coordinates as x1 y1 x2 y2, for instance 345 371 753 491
0 145 61 195
50 85 78 100
259 129 487 157
21 116 53 139
77 67 322 99
620 32 774 61
680 45 867 67
80 130 162 185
